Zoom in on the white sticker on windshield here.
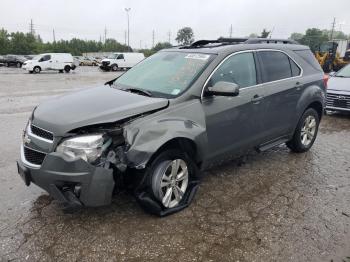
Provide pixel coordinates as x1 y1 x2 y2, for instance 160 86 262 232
185 54 210 60
171 89 181 95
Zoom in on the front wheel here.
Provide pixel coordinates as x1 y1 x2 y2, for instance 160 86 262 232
33 66 41 74
287 108 320 153
138 149 199 215
111 64 118 71
64 66 71 73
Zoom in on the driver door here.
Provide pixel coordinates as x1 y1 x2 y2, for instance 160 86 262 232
201 51 266 164
39 55 51 70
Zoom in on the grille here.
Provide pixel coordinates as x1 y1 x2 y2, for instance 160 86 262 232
326 93 350 109
31 124 54 141
23 146 46 165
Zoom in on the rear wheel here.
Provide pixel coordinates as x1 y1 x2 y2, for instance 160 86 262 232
33 66 41 74
64 66 71 73
287 108 320 153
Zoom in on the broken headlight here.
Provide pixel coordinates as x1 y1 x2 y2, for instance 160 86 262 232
56 134 110 163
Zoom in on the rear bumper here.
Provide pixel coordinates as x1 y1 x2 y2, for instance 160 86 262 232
17 150 115 207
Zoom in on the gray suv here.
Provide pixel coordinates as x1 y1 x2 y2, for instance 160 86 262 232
17 38 326 216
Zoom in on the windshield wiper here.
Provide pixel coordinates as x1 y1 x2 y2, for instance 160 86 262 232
122 88 153 97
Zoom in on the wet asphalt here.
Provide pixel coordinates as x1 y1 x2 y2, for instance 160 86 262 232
0 66 349 262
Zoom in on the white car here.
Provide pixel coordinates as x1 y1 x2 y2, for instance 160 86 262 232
100 52 145 71
22 53 76 74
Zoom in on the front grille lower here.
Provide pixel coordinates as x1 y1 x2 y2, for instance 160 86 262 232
30 124 54 141
326 93 350 109
23 146 46 165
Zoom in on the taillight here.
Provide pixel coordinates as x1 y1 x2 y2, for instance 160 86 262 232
323 74 329 88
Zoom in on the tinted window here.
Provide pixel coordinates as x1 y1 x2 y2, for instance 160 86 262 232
259 51 292 82
294 49 322 71
209 52 257 88
289 58 301 76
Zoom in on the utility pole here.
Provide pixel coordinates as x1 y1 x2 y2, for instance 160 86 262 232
152 30 155 48
229 24 233 38
168 31 171 44
124 30 127 45
330 17 336 40
140 40 142 49
124 8 131 50
29 19 35 36
104 26 107 43
53 29 56 42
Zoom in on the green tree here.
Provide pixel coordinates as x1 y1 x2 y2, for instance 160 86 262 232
289 32 304 41
260 29 270 38
0 28 10 55
175 27 194 45
153 42 172 52
299 28 329 52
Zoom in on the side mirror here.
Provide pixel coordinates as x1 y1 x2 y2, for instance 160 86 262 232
206 81 240 97
329 71 336 77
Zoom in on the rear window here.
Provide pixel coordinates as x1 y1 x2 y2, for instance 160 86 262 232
294 50 322 71
290 58 301 77
259 51 292 82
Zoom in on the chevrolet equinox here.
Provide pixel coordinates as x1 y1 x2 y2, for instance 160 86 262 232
17 38 326 216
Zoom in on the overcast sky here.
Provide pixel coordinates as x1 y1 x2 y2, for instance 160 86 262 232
1 0 350 48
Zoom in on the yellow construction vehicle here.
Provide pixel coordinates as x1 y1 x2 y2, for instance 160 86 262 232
315 40 350 72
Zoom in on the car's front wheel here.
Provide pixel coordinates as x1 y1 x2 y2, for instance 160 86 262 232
138 149 199 215
287 108 320 153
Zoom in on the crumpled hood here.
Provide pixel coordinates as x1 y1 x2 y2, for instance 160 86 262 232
33 86 169 136
328 77 350 92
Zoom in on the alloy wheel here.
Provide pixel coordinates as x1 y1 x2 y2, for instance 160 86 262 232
158 159 189 208
300 115 316 146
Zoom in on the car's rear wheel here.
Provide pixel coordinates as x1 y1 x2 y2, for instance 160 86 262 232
287 108 320 153
33 66 41 74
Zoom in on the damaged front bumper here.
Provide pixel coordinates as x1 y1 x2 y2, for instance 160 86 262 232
17 146 115 212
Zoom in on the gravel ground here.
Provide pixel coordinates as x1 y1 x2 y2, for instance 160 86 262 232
0 66 349 262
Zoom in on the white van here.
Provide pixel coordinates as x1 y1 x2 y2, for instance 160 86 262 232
22 53 76 74
100 52 145 71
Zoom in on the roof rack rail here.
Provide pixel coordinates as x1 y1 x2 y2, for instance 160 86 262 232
245 38 299 44
180 37 299 49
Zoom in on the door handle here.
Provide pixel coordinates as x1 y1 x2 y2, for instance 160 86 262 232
251 95 264 104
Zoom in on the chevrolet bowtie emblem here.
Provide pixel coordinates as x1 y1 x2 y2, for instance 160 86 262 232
338 96 346 100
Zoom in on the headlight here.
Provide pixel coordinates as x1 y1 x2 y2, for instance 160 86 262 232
56 134 108 163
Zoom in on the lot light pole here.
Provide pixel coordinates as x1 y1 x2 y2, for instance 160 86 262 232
125 8 131 50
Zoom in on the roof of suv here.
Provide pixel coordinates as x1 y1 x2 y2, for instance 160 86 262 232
165 38 310 55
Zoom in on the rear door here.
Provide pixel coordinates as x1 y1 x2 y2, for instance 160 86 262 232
202 51 266 163
256 50 302 142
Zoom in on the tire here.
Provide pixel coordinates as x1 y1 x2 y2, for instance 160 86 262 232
111 64 118 71
287 108 320 153
16 62 21 68
64 66 71 73
33 66 41 74
143 149 198 211
5 63 9 67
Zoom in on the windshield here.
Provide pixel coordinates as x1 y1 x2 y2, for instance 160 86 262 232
336 64 350 77
114 51 213 97
108 53 118 59
33 55 43 61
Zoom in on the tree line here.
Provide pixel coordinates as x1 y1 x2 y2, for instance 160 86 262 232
0 26 349 57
